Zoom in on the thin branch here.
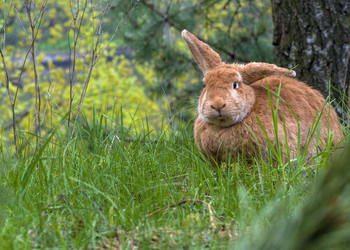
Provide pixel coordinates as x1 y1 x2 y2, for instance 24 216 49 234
12 3 49 105
68 0 88 128
0 47 18 154
11 7 32 51
45 66 55 128
2 0 7 50
139 0 249 63
70 58 95 139
70 0 137 138
0 1 16 35
0 0 20 154
95 0 137 63
0 1 47 154
25 0 47 143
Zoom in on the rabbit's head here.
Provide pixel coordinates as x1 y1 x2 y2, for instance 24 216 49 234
200 65 255 127
182 30 255 127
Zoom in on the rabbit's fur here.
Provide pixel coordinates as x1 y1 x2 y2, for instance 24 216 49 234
182 30 343 164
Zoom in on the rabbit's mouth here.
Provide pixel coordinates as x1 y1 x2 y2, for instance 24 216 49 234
207 115 236 127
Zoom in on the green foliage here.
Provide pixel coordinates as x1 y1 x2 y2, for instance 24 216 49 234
0 0 164 147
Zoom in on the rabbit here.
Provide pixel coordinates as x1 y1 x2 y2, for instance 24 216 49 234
181 29 343 165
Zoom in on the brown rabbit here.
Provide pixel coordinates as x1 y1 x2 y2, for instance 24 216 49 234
182 30 343 164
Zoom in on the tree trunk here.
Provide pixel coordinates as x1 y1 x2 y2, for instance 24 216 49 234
271 0 350 117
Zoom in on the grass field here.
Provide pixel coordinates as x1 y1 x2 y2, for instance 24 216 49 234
0 110 349 249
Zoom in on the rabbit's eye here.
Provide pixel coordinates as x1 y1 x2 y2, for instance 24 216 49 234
233 82 238 89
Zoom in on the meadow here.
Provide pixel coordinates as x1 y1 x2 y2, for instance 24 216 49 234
0 108 349 249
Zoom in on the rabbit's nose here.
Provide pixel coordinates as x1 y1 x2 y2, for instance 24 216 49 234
210 102 226 112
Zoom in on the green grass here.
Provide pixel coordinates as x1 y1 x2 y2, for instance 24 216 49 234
0 110 349 249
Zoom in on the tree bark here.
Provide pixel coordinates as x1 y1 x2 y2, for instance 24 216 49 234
271 0 350 116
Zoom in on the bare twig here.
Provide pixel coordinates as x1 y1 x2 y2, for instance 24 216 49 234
2 0 7 49
0 1 47 154
139 0 249 63
145 198 216 230
0 47 18 154
24 1 47 147
0 1 16 35
70 54 96 139
14 6 31 51
14 3 47 105
70 0 137 139
69 1 108 140
40 77 55 129
68 0 88 128
0 1 19 154
94 2 136 63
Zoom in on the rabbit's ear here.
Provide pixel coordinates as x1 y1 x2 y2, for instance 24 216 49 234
182 30 222 74
241 62 296 84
